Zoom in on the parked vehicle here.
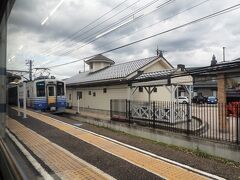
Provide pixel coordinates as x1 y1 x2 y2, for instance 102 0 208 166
192 95 205 104
192 96 198 103
176 96 189 104
207 96 218 104
227 101 240 117
203 96 208 103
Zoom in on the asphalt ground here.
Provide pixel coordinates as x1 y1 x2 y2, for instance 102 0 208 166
46 111 240 180
8 108 161 180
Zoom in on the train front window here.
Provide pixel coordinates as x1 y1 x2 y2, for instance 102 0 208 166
36 81 45 97
48 86 55 96
57 81 65 96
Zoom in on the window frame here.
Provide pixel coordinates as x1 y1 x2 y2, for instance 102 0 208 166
48 86 55 97
77 91 82 99
153 87 157 92
90 63 93 69
27 90 30 98
57 81 65 96
36 81 45 97
103 88 107 93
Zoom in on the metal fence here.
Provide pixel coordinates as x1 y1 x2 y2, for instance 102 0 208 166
110 99 240 145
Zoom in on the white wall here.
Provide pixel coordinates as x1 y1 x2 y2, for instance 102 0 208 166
132 86 171 102
67 85 174 111
144 61 167 73
92 62 110 72
67 85 129 111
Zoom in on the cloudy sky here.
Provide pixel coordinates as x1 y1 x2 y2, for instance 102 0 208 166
7 0 240 79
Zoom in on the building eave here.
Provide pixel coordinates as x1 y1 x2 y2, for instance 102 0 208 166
66 78 130 88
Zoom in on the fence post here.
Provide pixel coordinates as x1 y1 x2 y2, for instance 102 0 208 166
153 101 156 128
187 103 190 135
110 99 112 120
128 100 131 125
237 104 239 144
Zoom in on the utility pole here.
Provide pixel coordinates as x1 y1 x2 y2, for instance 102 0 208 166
26 60 33 81
223 47 226 62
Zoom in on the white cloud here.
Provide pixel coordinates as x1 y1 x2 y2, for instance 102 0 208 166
7 0 240 78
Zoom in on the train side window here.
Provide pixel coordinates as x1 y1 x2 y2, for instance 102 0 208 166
36 81 45 97
57 81 64 96
27 90 30 98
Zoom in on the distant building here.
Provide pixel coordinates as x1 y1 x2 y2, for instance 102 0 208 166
189 71 217 97
187 55 240 101
187 55 218 97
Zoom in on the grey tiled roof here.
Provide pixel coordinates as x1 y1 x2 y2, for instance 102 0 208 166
186 59 240 75
66 56 158 85
136 69 176 80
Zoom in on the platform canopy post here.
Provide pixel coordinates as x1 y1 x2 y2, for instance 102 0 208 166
183 85 193 120
77 97 80 114
17 84 20 116
23 81 27 119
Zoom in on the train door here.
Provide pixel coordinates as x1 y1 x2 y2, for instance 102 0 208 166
47 84 56 110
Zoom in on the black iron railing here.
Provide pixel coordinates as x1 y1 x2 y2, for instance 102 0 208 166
110 99 240 145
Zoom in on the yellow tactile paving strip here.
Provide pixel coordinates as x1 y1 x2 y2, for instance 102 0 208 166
16 108 211 180
7 117 112 180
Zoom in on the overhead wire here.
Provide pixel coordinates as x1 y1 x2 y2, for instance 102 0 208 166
38 0 176 68
46 3 240 69
40 0 138 56
41 0 168 58
94 0 211 52
55 0 175 57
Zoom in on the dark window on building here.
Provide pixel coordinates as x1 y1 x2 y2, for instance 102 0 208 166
90 63 93 69
48 86 54 96
139 87 143 92
103 88 107 93
27 90 30 98
77 91 82 99
93 92 96 96
57 81 65 96
89 91 91 95
69 94 71 100
153 87 157 92
36 81 45 97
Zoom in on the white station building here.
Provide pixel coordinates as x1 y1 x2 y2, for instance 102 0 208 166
65 54 192 113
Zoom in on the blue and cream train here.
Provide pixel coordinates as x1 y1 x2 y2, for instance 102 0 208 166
18 77 67 112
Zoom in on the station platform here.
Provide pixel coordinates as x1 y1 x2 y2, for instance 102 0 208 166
7 107 225 180
7 117 113 180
